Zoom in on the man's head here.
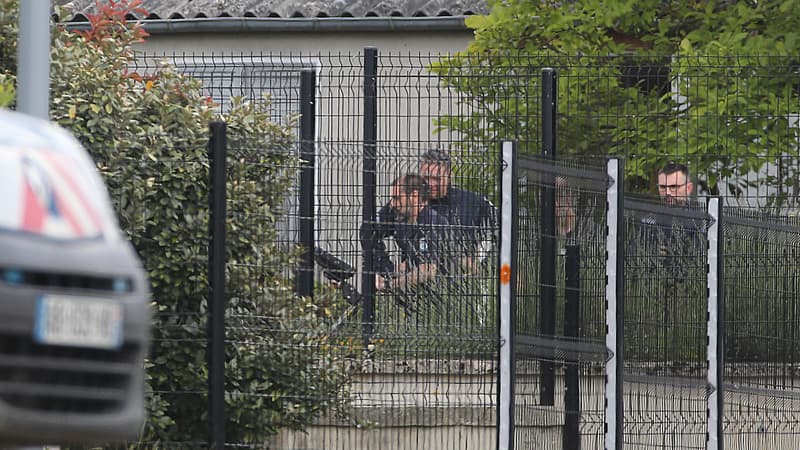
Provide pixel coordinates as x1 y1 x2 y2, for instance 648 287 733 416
390 174 430 221
657 163 693 205
419 149 451 199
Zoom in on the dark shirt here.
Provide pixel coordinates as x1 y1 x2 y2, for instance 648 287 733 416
429 186 496 256
368 185 495 265
393 207 449 271
361 206 449 275
630 206 706 282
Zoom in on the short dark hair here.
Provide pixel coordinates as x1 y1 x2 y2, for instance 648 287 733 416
393 173 430 201
421 148 451 169
658 162 690 178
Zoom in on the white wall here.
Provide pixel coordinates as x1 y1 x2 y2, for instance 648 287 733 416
134 30 474 55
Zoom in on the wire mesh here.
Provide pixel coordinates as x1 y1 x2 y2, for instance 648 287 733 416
308 53 501 450
514 155 610 450
622 195 712 449
123 52 505 449
112 49 800 450
722 208 800 449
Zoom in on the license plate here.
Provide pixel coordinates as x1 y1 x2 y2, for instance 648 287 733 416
34 295 123 350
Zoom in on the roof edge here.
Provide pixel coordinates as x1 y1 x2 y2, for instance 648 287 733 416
61 16 471 34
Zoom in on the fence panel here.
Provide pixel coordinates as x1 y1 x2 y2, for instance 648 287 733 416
513 155 611 450
622 197 712 449
722 209 800 449
117 50 800 449
145 51 505 450
331 51 501 450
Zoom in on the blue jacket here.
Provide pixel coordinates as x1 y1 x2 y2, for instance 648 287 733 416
362 206 449 275
364 185 495 269
428 186 496 256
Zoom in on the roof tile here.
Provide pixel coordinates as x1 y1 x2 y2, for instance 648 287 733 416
55 0 488 20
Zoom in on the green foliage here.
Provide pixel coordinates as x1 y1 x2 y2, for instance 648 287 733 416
0 0 17 107
0 73 14 107
1 0 355 445
0 0 17 73
432 0 800 204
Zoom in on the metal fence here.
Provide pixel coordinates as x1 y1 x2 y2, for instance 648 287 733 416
107 49 800 450
128 49 505 450
511 154 610 450
621 194 711 449
722 209 800 449
508 154 800 450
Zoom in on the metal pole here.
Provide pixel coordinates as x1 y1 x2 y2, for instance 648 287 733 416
539 68 558 406
17 0 51 119
706 198 724 450
296 70 316 298
208 121 227 450
360 47 378 342
564 245 581 450
497 140 517 450
604 158 624 450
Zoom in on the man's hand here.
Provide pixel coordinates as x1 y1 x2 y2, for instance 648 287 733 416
375 275 387 291
460 256 477 273
376 263 437 293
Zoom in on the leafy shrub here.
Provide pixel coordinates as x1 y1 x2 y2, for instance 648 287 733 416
431 0 800 206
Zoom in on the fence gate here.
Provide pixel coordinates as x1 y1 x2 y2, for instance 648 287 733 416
621 193 713 449
503 146 612 450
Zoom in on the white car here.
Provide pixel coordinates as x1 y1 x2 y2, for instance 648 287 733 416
0 109 150 445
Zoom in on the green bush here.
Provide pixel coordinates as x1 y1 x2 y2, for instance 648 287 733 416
0 73 13 107
431 0 800 206
0 0 16 107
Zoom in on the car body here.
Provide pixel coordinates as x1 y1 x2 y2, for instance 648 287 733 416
0 109 150 445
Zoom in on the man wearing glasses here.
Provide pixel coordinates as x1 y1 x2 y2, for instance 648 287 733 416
657 162 694 205
637 162 702 280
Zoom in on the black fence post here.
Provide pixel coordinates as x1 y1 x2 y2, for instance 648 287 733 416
539 68 557 406
361 47 378 342
564 245 581 450
296 70 316 298
208 121 227 450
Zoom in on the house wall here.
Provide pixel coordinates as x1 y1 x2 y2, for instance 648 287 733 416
130 30 487 280
133 31 474 55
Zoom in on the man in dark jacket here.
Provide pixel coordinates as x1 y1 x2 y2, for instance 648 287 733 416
366 149 495 275
419 149 496 271
370 173 450 293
